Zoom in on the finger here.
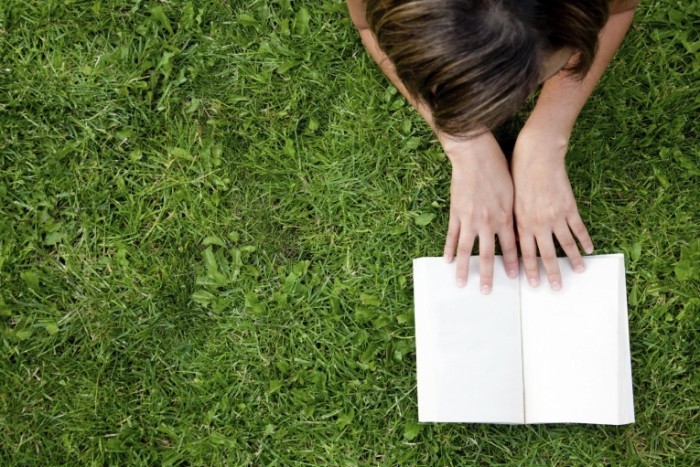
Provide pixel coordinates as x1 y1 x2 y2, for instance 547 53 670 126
554 222 585 273
478 233 495 295
455 230 475 288
443 215 460 263
536 232 562 290
520 233 540 287
497 226 519 279
568 213 594 254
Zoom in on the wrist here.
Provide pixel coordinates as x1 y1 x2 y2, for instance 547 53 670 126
517 123 571 162
513 124 572 169
438 128 497 165
525 116 572 139
523 110 575 146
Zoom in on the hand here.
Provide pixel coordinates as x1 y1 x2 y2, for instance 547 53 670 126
511 128 594 290
440 131 519 294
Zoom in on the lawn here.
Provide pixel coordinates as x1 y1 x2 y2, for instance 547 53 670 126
0 0 698 464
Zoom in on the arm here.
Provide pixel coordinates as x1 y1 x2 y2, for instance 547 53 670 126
346 0 519 293
348 0 640 136
512 2 639 289
347 0 436 127
526 2 639 138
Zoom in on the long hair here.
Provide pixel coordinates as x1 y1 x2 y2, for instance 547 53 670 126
365 0 610 137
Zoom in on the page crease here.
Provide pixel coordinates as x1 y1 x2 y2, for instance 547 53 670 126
519 273 527 424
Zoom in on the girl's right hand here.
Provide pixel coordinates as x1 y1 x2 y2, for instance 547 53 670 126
439 131 520 294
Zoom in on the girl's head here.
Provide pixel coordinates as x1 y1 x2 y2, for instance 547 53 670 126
365 0 610 137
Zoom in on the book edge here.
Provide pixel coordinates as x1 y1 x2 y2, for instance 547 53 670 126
617 254 636 424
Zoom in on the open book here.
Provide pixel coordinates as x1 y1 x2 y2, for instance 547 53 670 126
413 254 634 425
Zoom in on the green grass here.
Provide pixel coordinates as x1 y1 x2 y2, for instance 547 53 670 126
1 0 698 464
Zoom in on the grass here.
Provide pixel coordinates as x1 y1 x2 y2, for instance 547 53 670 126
0 0 698 464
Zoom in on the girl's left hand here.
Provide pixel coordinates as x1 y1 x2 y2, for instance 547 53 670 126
511 128 594 290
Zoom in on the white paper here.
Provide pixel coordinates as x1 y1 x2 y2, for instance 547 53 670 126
521 255 634 424
616 257 635 423
412 254 634 425
413 257 524 423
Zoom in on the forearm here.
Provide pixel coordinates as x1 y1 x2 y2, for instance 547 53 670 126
525 7 638 140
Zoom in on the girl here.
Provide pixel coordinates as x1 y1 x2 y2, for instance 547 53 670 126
347 0 639 293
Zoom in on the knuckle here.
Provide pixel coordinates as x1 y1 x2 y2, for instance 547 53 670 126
515 222 530 235
522 252 537 262
568 216 583 227
501 245 518 256
560 237 576 249
523 254 538 265
460 206 475 219
480 252 495 262
492 208 509 224
475 207 494 225
457 244 471 255
536 212 553 226
447 218 462 234
541 248 555 259
569 221 584 233
477 207 509 226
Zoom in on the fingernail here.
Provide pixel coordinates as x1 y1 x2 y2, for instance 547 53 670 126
456 277 466 288
574 264 585 273
444 255 452 263
481 284 491 295
551 281 562 291
508 269 518 279
528 277 539 287
585 246 594 254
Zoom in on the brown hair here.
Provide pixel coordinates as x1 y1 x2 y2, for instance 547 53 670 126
365 0 611 137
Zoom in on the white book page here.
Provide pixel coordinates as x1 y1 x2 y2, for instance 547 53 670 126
521 254 634 424
413 256 524 423
616 259 635 423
